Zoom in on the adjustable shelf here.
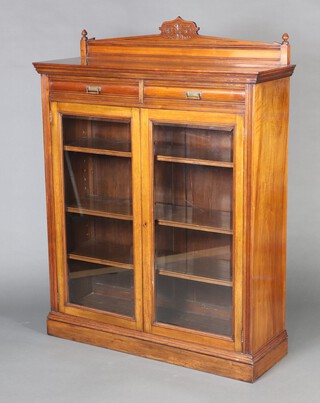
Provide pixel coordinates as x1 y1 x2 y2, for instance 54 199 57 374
68 240 134 269
155 203 232 234
68 265 128 280
155 154 233 168
64 143 131 158
157 256 232 287
156 246 232 286
66 196 133 220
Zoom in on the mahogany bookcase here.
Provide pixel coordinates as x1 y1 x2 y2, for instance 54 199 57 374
33 17 295 382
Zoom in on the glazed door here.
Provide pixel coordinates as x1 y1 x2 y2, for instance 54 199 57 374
141 109 244 350
51 103 142 330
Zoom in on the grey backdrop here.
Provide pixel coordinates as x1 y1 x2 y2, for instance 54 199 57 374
1 1 319 402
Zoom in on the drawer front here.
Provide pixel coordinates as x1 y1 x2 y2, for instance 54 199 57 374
144 85 245 104
50 79 139 101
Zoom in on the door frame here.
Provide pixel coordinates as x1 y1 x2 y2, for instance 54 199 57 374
50 102 143 331
141 108 244 351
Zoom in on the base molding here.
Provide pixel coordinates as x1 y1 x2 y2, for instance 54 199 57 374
47 312 288 382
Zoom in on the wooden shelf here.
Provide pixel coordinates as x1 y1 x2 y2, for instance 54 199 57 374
66 196 132 220
156 144 233 167
157 249 232 287
65 137 131 151
64 138 131 157
69 265 127 280
64 146 131 158
157 255 232 287
156 154 233 168
68 240 133 269
155 203 232 234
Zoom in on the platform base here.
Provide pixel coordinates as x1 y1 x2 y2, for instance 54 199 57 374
47 312 288 383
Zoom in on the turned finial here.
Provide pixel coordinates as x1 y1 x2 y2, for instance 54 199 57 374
81 29 88 41
80 29 88 60
282 33 289 45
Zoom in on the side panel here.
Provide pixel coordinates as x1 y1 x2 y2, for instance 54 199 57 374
249 78 290 353
40 75 59 312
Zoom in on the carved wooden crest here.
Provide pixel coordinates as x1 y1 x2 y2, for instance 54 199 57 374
159 16 200 40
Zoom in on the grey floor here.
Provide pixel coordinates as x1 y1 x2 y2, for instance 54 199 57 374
1 257 319 403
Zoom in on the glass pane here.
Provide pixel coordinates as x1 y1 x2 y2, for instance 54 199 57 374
155 226 232 285
155 227 232 337
66 214 133 267
154 123 233 162
155 161 233 231
154 122 233 337
62 115 134 318
64 152 132 217
156 276 232 337
69 261 134 317
63 116 131 152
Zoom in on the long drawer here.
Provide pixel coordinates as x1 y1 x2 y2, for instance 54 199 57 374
50 79 139 102
144 84 245 104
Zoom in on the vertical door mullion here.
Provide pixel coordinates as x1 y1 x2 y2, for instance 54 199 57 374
131 108 144 330
141 109 156 332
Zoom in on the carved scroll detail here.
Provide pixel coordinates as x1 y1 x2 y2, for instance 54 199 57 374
159 16 200 40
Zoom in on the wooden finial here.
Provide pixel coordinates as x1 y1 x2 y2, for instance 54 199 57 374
81 29 88 41
159 16 200 40
282 33 289 45
280 33 290 65
80 29 88 59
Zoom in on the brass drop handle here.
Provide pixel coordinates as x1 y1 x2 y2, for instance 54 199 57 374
86 85 101 95
185 90 202 100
